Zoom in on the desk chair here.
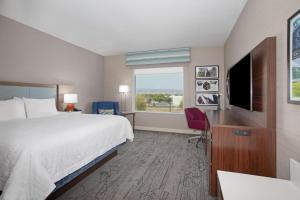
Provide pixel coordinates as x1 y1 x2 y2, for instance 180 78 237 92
185 107 210 151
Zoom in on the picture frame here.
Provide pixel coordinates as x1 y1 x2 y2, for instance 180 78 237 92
195 79 219 92
288 9 300 104
195 65 219 79
195 93 218 106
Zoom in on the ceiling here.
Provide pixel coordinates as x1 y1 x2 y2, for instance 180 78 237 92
0 0 247 56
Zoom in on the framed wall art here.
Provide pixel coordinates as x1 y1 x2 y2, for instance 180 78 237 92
195 79 219 92
196 93 218 106
195 65 219 79
195 65 219 107
288 9 300 104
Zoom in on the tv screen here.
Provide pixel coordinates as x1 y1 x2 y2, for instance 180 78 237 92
229 54 252 110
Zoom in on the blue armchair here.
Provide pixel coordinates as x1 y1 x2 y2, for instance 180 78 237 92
92 101 122 115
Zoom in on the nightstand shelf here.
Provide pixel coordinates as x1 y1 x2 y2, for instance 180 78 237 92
122 112 135 131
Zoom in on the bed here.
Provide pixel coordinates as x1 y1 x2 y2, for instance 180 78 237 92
0 82 134 200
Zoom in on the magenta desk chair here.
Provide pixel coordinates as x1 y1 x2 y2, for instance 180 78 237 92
184 107 210 153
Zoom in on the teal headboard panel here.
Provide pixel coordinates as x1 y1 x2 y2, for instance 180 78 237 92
0 82 58 101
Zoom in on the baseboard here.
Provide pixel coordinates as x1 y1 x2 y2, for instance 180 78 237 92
135 126 198 135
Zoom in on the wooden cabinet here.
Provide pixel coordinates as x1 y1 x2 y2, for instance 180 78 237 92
207 37 276 197
209 125 275 196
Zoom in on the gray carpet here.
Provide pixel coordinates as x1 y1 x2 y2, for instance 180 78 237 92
58 131 214 200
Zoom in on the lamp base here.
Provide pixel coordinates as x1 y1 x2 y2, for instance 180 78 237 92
66 104 75 112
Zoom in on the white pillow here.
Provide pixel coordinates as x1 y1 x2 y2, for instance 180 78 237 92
0 99 26 121
23 98 58 118
13 97 23 101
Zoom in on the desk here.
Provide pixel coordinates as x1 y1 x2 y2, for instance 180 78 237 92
205 110 260 127
122 112 135 131
206 37 276 197
217 171 300 200
205 110 276 196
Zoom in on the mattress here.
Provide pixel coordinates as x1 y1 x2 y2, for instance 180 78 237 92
0 113 134 200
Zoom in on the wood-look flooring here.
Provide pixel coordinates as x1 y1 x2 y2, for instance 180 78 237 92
58 131 214 200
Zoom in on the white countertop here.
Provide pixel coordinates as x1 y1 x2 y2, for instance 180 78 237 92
218 171 300 200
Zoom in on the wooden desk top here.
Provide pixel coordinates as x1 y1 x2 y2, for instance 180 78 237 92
205 110 263 128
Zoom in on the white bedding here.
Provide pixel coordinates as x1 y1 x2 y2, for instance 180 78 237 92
0 113 134 200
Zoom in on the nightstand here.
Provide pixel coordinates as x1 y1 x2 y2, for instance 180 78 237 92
122 112 135 131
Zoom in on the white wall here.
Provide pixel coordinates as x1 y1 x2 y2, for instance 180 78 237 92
0 15 104 112
103 47 224 132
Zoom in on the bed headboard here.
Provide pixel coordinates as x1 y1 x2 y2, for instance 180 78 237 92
0 81 59 104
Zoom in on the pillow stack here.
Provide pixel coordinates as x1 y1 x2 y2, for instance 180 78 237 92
98 109 114 115
0 99 26 121
0 98 58 121
23 98 58 118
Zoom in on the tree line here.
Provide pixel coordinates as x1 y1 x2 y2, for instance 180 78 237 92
136 93 183 111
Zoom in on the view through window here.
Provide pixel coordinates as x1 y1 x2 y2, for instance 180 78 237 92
135 67 184 113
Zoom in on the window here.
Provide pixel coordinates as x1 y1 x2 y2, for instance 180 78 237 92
134 67 184 113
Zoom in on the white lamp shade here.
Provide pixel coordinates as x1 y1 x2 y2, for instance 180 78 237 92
119 85 129 93
64 93 78 104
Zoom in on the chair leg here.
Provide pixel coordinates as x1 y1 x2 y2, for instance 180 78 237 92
187 135 202 142
204 130 207 156
187 132 208 150
196 138 201 148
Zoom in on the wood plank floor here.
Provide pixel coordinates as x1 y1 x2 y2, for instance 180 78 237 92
58 131 214 200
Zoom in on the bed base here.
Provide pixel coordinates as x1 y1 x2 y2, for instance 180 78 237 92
0 148 119 199
0 149 118 200
46 150 117 200
0 150 118 199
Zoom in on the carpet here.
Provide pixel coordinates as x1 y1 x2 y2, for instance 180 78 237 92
57 131 215 200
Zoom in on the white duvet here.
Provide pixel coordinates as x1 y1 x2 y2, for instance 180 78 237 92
0 113 134 200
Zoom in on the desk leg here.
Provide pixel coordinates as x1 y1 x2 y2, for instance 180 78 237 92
217 176 223 200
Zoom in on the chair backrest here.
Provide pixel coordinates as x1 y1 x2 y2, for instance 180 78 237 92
92 101 120 115
184 107 210 131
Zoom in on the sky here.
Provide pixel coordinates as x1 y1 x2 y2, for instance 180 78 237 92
136 73 183 90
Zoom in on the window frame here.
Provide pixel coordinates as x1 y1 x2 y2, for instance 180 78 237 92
133 67 184 114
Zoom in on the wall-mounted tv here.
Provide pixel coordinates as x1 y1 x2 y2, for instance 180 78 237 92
229 53 252 111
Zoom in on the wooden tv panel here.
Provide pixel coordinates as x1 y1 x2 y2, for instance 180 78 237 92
208 37 276 196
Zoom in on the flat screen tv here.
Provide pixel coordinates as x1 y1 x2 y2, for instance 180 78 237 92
229 53 252 110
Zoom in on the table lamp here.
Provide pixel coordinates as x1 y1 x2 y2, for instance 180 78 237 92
119 85 129 112
64 93 78 112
